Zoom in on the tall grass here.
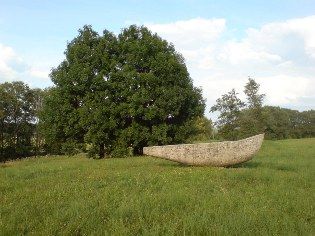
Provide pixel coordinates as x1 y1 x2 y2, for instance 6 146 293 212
1 139 314 235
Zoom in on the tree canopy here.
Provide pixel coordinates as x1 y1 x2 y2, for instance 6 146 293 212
210 78 265 140
262 106 315 139
0 81 44 161
40 25 205 158
210 88 245 140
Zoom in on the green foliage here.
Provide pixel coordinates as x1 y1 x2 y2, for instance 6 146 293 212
1 139 314 235
211 78 265 140
61 140 85 156
188 116 213 141
210 88 245 140
0 82 44 161
244 77 265 109
262 106 315 139
239 77 265 138
41 25 205 158
300 110 315 137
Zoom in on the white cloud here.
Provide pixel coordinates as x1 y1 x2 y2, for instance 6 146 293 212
243 15 315 66
0 43 51 88
146 18 226 69
218 39 282 65
147 18 226 49
27 70 50 79
0 43 23 80
257 75 311 105
247 16 315 59
145 16 315 118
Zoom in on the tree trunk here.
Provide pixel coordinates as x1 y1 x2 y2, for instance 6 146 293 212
133 146 143 155
35 122 39 158
99 143 105 159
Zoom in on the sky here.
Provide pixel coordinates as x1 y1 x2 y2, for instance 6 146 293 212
1 0 315 119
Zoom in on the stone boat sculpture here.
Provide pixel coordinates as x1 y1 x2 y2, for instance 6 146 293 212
143 134 264 167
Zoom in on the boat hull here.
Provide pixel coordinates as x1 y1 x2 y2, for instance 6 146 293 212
143 134 264 167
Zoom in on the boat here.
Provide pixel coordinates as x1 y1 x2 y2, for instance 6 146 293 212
143 134 264 167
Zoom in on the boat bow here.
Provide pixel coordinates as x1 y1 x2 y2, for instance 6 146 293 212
143 134 264 166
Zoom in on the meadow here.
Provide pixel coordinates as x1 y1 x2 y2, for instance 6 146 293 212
1 139 314 235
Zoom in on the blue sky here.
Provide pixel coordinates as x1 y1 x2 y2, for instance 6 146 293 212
1 0 315 117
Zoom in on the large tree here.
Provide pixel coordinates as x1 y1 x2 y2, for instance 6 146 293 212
239 77 266 137
244 77 265 109
40 25 205 158
210 89 245 140
210 77 265 140
0 82 40 161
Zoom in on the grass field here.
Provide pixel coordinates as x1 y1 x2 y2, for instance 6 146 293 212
1 139 314 235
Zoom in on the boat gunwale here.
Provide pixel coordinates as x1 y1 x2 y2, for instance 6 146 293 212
144 133 265 149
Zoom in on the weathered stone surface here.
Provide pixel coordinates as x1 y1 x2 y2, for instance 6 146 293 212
143 134 264 167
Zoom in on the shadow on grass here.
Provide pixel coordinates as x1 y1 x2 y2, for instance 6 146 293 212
230 160 297 172
156 160 189 168
271 164 297 172
157 160 251 169
148 156 297 172
155 158 263 169
229 161 262 169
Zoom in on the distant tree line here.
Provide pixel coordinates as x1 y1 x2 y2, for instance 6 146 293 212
210 77 315 140
262 106 315 139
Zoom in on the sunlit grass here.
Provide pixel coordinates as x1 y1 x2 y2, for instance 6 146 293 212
1 139 314 235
